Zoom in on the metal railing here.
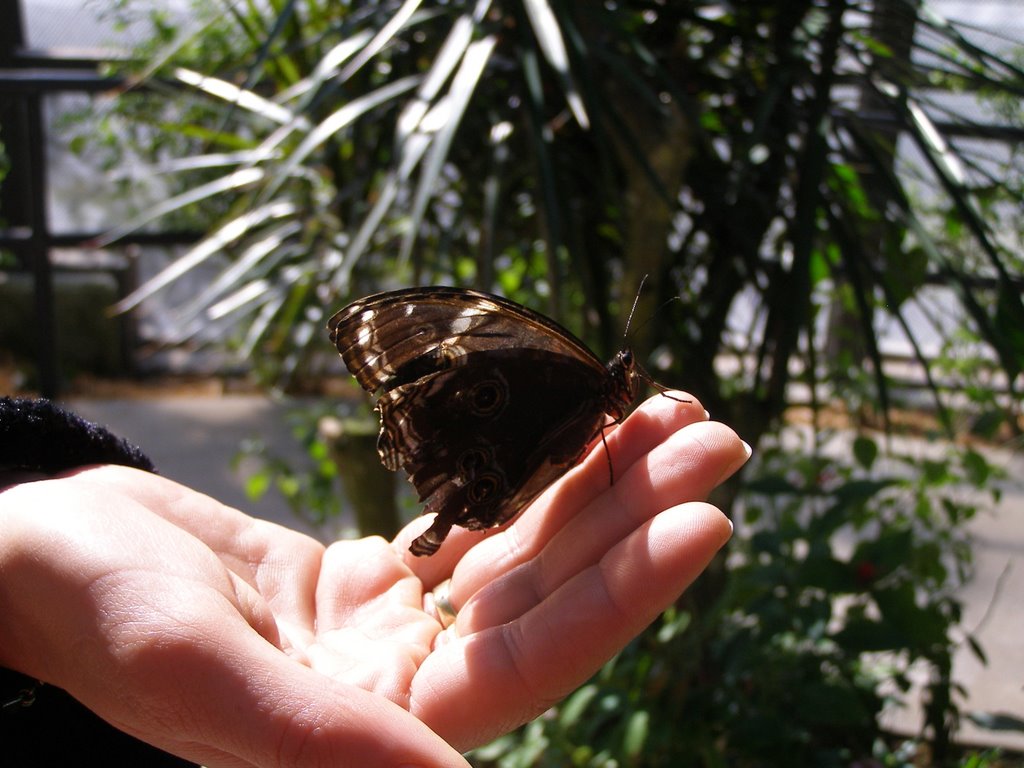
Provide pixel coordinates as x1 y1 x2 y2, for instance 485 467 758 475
0 0 201 397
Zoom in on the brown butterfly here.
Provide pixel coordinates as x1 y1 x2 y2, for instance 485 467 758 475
327 286 680 556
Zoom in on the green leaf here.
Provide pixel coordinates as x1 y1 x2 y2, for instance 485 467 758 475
834 614 907 652
99 167 266 251
623 709 650 757
336 0 424 84
521 0 589 128
798 553 857 593
851 528 913 577
111 197 291 313
882 244 929 309
745 474 805 495
966 633 988 665
794 680 868 727
558 684 599 729
995 284 1024 378
852 436 878 470
244 472 271 500
273 75 422 200
399 35 499 270
831 479 898 511
657 607 692 643
873 583 949 647
966 711 1024 734
962 449 992 487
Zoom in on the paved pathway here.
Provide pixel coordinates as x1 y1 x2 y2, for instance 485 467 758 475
68 395 339 541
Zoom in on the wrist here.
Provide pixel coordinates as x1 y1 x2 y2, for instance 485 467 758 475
0 481 82 681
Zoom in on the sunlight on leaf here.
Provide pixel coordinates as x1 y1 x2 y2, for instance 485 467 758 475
906 99 965 186
111 199 294 312
522 0 590 128
175 220 304 323
270 75 421 199
277 29 375 103
107 149 281 178
240 288 287 358
173 67 302 126
97 167 266 249
396 14 474 141
207 278 272 321
338 0 423 83
399 35 498 269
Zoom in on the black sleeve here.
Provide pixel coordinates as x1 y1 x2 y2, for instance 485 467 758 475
0 396 156 474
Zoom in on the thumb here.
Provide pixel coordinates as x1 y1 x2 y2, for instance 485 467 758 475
103 626 469 768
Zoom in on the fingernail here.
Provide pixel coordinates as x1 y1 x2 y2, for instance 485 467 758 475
719 440 753 485
703 409 711 420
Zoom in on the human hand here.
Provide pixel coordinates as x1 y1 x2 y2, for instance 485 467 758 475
396 391 747 748
0 391 746 766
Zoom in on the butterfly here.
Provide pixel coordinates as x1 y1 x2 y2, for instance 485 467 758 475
327 286 681 556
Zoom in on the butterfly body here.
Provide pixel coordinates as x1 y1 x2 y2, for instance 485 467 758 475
328 287 642 556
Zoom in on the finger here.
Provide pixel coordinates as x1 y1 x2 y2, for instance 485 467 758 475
411 501 731 752
449 399 742 615
565 390 710 514
456 391 710 579
310 537 437 694
456 419 747 631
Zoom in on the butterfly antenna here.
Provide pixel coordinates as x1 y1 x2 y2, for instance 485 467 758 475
622 277 692 406
623 275 682 343
623 275 648 340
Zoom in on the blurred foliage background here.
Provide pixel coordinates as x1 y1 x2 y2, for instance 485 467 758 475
18 0 1024 764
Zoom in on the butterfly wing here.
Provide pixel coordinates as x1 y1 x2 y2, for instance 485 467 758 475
327 286 607 392
377 348 615 554
328 287 638 555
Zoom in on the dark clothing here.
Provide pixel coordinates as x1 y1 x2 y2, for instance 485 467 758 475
0 396 156 475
